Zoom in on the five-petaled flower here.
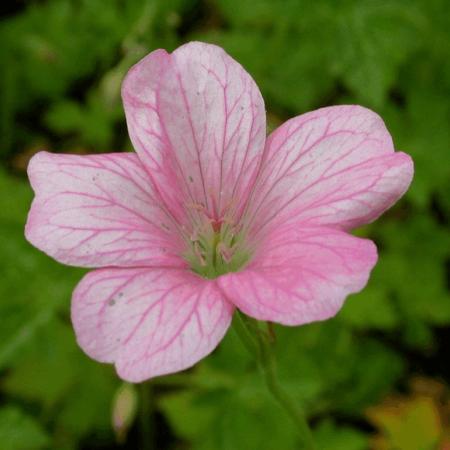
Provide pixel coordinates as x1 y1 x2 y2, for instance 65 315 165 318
25 42 413 382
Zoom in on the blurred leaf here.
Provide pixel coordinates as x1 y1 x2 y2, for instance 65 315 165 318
272 323 404 414
45 93 122 150
367 396 442 450
3 319 80 408
55 360 117 440
384 88 450 207
160 383 299 450
314 419 368 450
212 0 426 109
44 101 85 134
335 1 425 107
340 212 450 346
339 281 399 331
158 390 217 441
0 406 50 450
379 217 450 326
0 169 33 221
160 321 404 448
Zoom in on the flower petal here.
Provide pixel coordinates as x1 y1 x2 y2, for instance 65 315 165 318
218 224 377 326
71 267 233 382
121 49 185 221
246 105 413 237
122 42 266 223
25 151 184 268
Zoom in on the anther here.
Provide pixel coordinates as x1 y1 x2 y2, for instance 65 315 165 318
217 242 234 264
186 202 205 212
193 241 206 266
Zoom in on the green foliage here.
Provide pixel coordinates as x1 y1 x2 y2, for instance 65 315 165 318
314 420 368 450
0 406 50 450
0 0 449 448
0 0 191 155
158 322 403 448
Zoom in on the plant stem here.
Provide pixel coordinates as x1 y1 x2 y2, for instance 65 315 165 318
140 382 154 450
237 313 316 450
232 309 259 355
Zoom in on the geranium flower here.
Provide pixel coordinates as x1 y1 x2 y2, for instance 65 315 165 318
25 42 413 382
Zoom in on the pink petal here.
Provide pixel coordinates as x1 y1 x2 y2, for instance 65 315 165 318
246 105 413 238
25 151 184 268
218 224 378 326
71 267 233 382
121 49 185 222
122 42 266 223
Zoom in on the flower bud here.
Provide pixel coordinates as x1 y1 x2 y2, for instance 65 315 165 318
112 383 138 443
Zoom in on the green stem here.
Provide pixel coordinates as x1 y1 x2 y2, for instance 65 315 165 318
237 313 316 450
140 383 154 450
232 310 258 355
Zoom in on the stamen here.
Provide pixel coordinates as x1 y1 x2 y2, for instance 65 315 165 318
193 241 206 266
182 199 251 278
217 242 233 263
186 202 206 212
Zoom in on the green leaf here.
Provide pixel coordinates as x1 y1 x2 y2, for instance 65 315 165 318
3 317 117 443
335 1 425 107
3 319 80 408
0 406 50 450
160 384 299 450
339 281 399 331
212 0 426 109
314 420 368 450
367 396 442 450
378 216 450 327
0 169 33 221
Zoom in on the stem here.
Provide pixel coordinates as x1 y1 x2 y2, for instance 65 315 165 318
238 313 316 450
140 383 154 450
232 310 258 355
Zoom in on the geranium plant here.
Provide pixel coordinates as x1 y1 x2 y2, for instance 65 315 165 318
25 42 413 448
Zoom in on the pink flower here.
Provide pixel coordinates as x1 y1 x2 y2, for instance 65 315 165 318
25 42 413 382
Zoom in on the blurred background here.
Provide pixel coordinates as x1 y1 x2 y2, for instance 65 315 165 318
0 0 449 449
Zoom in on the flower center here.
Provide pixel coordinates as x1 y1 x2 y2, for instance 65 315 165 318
183 212 251 279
